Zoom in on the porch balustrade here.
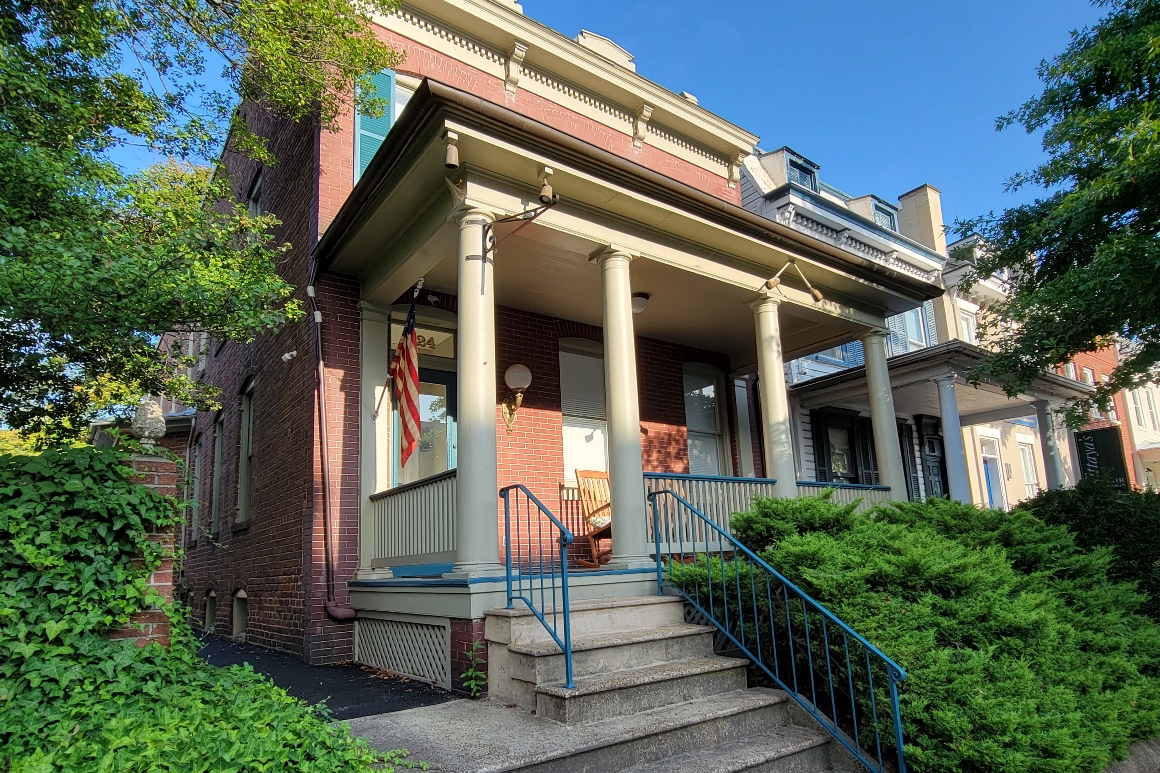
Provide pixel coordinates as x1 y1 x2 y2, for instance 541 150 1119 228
366 469 890 572
368 470 457 569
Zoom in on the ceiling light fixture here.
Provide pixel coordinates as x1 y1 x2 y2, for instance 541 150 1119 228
631 292 650 314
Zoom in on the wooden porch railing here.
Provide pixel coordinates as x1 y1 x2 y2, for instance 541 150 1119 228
643 473 779 536
368 469 457 568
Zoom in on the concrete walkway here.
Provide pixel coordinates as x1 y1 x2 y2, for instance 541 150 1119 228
197 634 453 720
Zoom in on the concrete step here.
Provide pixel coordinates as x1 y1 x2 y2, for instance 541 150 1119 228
486 596 686 647
505 623 716 684
535 656 748 726
628 725 835 773
496 688 797 773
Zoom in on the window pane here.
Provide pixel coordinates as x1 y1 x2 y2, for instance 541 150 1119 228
688 431 721 476
563 416 608 485
960 312 977 345
874 207 896 230
828 427 853 477
1134 390 1147 425
560 351 606 420
903 309 925 347
683 373 719 433
1147 389 1159 431
400 383 449 484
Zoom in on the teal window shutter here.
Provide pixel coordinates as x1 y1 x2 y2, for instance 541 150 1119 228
355 70 395 180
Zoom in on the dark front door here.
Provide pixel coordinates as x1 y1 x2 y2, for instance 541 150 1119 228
812 408 878 485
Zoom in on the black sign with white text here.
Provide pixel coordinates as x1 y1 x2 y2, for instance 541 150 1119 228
1073 427 1130 490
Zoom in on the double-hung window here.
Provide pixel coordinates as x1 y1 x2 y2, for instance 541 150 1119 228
683 366 729 476
559 343 608 485
1147 388 1160 431
210 413 224 536
1133 390 1147 426
960 312 977 345
1018 443 1040 500
236 378 256 525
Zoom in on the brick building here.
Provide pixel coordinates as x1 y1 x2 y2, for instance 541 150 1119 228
177 0 1068 687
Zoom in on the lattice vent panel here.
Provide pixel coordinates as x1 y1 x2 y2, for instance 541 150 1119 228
683 603 733 654
356 618 449 688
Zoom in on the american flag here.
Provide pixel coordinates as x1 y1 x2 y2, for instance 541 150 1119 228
393 300 421 468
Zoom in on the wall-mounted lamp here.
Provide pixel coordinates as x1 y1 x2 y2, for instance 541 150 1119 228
444 130 460 170
538 166 555 205
631 292 650 314
502 363 533 434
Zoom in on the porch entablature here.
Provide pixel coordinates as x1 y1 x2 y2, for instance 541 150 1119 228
318 80 946 335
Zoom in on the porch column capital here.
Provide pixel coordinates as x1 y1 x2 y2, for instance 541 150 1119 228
591 244 638 265
859 328 889 346
456 206 497 230
747 294 784 313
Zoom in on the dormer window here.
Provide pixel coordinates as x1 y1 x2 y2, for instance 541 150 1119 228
787 160 817 192
873 204 897 231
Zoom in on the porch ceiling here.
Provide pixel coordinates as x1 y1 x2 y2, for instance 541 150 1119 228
371 221 865 368
791 341 1095 422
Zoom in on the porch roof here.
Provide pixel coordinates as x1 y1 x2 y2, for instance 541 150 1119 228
790 341 1095 425
313 79 945 314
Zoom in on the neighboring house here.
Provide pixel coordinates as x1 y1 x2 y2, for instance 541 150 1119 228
171 0 1084 691
1124 376 1160 490
749 161 1091 511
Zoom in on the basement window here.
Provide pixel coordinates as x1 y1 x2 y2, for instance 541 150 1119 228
232 590 248 641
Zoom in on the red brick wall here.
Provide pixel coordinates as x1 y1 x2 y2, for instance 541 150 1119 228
318 26 740 235
450 618 487 695
109 454 178 647
183 105 362 664
1064 348 1138 489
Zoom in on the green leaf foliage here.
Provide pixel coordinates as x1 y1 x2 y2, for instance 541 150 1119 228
0 446 400 772
1 0 403 441
1017 475 1160 619
671 493 1160 773
956 0 1160 423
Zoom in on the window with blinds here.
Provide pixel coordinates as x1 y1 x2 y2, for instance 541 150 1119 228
354 70 395 181
559 349 608 484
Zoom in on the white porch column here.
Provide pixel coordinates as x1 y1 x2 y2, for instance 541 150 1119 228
861 330 908 501
1032 399 1067 491
449 208 504 577
749 296 798 498
932 375 972 503
599 248 652 570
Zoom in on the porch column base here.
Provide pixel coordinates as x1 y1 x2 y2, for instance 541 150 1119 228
444 562 507 580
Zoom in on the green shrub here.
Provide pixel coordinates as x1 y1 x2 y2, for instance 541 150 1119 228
0 446 407 772
669 493 1160 773
1017 476 1160 619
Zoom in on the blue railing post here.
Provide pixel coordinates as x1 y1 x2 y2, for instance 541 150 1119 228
499 484 575 690
646 488 908 773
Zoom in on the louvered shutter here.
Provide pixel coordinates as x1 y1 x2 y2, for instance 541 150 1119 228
886 314 907 356
845 341 865 367
810 411 830 483
856 420 881 485
355 70 395 180
922 300 939 346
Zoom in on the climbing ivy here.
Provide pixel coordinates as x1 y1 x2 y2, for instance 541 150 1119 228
0 446 405 772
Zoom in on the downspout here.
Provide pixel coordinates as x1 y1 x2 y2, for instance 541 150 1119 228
308 260 357 622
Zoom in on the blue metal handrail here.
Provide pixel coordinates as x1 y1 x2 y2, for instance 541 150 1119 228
648 489 907 773
499 484 575 689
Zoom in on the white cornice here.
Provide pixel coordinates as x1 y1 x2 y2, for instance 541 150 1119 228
383 0 758 158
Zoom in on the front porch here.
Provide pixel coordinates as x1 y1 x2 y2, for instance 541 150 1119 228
315 80 943 690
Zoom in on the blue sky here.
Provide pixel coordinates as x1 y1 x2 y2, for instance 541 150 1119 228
523 0 1104 229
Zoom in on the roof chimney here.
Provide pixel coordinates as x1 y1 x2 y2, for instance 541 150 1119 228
897 184 947 255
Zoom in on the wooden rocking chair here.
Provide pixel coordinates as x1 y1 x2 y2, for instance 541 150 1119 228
575 470 613 568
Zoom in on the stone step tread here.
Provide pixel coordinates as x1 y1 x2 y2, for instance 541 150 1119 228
535 656 746 698
486 595 683 619
626 725 832 773
508 623 715 657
